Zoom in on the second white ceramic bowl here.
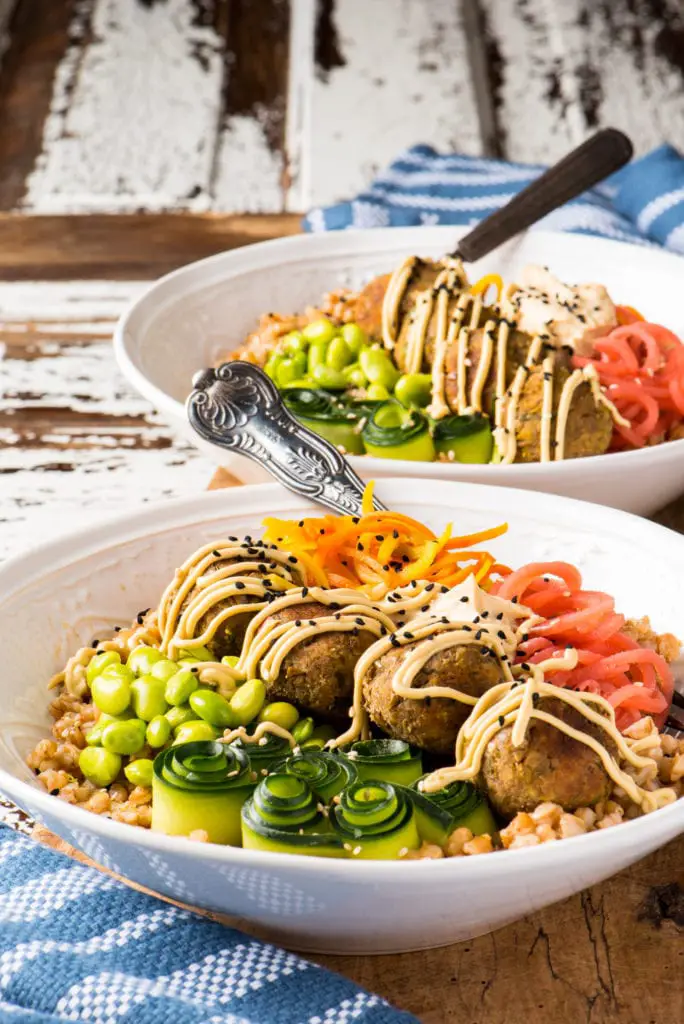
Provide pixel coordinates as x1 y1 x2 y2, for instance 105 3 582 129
1 479 682 953
114 226 684 515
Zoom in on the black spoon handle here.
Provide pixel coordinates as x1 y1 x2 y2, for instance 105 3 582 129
453 128 633 263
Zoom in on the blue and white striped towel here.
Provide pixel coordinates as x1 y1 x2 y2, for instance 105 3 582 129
0 825 417 1023
303 143 684 254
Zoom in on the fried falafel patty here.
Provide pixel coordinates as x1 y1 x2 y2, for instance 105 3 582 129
481 697 615 817
362 642 504 755
260 601 374 719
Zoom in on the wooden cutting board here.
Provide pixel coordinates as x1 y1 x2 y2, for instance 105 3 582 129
21 467 684 1024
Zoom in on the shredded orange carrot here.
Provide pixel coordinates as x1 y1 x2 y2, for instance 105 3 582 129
262 481 508 593
470 273 503 303
616 304 645 325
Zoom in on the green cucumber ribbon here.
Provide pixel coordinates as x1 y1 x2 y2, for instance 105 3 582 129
274 750 357 803
228 728 293 777
241 773 344 857
342 738 423 786
407 776 497 846
432 412 493 463
331 780 419 859
361 401 435 461
152 740 255 845
283 388 364 454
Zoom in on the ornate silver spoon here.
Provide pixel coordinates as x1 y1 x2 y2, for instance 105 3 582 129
187 360 388 516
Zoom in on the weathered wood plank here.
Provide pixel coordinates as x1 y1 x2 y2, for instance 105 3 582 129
0 280 214 559
0 0 76 209
211 0 291 212
283 0 485 211
0 212 301 279
480 0 684 163
22 0 227 213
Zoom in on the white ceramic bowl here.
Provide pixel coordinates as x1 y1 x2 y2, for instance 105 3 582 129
114 226 684 516
1 479 682 954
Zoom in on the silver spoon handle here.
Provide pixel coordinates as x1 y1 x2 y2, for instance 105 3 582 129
187 361 388 516
453 128 633 263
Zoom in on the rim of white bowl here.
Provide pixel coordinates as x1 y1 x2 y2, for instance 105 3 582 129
113 226 684 478
1 480 683 875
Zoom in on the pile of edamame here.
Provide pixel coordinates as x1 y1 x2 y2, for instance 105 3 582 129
265 319 431 407
264 318 494 464
79 645 331 790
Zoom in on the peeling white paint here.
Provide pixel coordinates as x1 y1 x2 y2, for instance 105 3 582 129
286 0 485 210
0 280 216 561
23 0 225 212
482 0 684 162
212 115 284 213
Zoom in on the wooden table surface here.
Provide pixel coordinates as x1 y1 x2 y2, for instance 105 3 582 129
1 2 684 1022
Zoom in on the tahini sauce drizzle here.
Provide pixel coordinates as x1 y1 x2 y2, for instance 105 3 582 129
381 257 627 464
329 575 676 813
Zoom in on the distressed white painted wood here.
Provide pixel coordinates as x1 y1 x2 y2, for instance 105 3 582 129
481 0 684 163
284 0 484 211
23 0 225 213
0 281 214 560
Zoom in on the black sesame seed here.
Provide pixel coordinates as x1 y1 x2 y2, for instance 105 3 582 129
498 716 505 727
309 620 317 627
475 630 484 640
380 626 388 635
462 624 472 632
375 534 383 541
351 517 360 524
288 556 297 564
212 549 221 557
190 666 199 674
228 536 238 542
421 605 430 612
460 596 469 603
235 581 246 590
481 611 489 618
355 617 365 626
410 580 417 588
425 583 435 592
473 616 480 624
521 662 531 671
441 616 449 625
334 613 341 620
512 596 519 604
295 620 302 627
329 602 340 610
383 565 390 572
301 587 309 598
440 586 448 593
319 529 325 535
404 631 414 640
298 521 304 527
392 530 399 539
357 543 364 552
351 627 360 637
497 630 506 640
496 612 504 620
50 788 60 796
92 639 99 647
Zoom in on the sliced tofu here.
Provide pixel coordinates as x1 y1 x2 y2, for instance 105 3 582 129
510 265 617 356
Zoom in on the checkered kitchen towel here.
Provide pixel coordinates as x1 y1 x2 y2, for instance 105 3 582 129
303 143 684 254
0 825 418 1024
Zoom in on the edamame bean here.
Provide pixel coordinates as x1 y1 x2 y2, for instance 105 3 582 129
394 373 432 409
284 377 314 389
91 670 132 717
124 758 154 788
276 358 298 388
341 323 367 354
178 645 212 662
131 675 168 722
326 336 353 371
264 354 284 380
151 659 180 683
359 348 400 389
302 319 336 344
311 723 336 744
101 718 147 756
165 705 197 731
311 364 347 389
86 651 121 686
165 668 199 707
229 678 266 726
79 747 122 787
173 721 219 745
366 383 390 401
127 646 163 676
146 715 172 748
307 341 329 373
189 689 235 729
85 724 104 746
291 351 308 377
257 701 299 732
291 716 314 745
342 365 367 388
283 330 308 355
300 738 326 751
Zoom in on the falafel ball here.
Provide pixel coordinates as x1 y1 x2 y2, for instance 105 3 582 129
261 601 375 719
363 641 504 755
178 558 281 660
480 697 615 817
514 362 613 462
